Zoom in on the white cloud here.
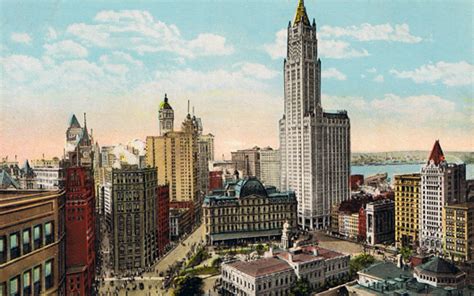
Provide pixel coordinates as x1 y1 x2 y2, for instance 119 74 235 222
0 55 43 82
264 29 368 59
11 33 32 44
67 10 234 58
238 62 278 79
44 40 88 59
390 61 474 86
46 27 58 41
367 67 377 73
322 67 346 80
319 23 422 43
373 74 384 83
319 39 369 59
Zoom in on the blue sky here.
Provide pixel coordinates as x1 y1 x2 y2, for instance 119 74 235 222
1 0 473 160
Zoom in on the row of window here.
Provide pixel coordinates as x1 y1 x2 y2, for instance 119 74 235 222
0 259 54 296
0 221 54 264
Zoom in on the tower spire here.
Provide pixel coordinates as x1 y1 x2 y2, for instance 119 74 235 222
293 0 310 26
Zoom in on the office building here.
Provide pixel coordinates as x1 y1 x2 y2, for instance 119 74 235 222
231 147 261 178
259 147 280 190
30 158 63 190
394 173 421 248
443 202 474 262
279 0 351 230
366 199 395 246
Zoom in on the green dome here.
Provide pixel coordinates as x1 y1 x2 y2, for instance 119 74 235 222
159 94 173 110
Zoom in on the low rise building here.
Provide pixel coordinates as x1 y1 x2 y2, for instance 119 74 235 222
221 246 350 295
366 199 395 246
203 177 297 245
1 190 66 295
442 202 474 262
169 206 193 241
31 158 63 190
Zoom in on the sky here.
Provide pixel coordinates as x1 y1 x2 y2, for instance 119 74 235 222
1 0 473 162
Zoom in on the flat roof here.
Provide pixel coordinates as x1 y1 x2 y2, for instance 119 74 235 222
0 190 63 207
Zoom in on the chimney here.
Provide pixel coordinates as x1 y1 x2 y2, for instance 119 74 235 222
312 248 318 256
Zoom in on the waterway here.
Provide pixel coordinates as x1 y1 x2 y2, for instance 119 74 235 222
351 163 474 182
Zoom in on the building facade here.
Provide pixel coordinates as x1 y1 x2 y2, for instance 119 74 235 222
64 167 96 296
31 158 63 190
231 147 261 179
259 147 280 190
420 140 466 253
203 177 297 245
221 245 350 296
394 173 421 248
65 114 94 168
197 133 214 195
366 199 395 246
279 0 351 230
156 185 170 257
110 166 158 274
1 190 66 295
443 202 474 262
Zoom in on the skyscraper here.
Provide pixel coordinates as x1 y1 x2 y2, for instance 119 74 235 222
420 140 466 253
279 0 351 229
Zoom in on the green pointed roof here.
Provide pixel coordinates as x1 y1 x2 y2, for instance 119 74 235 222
293 0 310 26
159 93 173 110
69 114 81 128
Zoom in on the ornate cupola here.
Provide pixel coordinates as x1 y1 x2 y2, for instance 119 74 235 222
159 93 174 135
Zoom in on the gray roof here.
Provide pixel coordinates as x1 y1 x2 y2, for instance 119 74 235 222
417 257 462 274
0 170 20 189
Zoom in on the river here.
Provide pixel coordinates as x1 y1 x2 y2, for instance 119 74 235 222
351 163 474 182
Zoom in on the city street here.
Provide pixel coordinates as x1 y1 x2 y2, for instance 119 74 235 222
98 223 205 295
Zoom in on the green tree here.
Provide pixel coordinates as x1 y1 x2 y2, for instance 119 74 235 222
255 244 265 255
173 276 204 296
349 253 375 277
289 278 312 296
399 247 413 261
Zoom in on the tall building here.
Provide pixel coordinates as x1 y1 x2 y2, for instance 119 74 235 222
158 93 174 136
65 167 96 295
0 190 66 295
156 185 170 257
279 0 351 230
65 114 94 168
394 173 421 248
203 177 297 245
259 147 280 190
420 140 466 253
443 202 474 262
231 147 261 178
110 166 157 274
146 96 201 222
198 133 214 195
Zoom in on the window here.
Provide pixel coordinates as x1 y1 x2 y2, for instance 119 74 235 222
34 225 42 249
23 229 31 254
9 276 19 296
45 260 53 289
45 222 54 245
33 265 41 295
0 282 6 296
23 271 31 295
0 236 5 264
9 233 20 259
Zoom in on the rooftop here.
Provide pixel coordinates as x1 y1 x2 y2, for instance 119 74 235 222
359 261 412 280
416 256 463 275
227 257 292 277
0 190 63 207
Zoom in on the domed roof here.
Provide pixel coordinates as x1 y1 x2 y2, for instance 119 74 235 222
237 177 268 198
417 257 462 274
159 93 173 110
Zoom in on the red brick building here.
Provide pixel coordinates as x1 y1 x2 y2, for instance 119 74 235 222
156 185 170 257
350 175 364 191
65 167 96 296
209 171 223 191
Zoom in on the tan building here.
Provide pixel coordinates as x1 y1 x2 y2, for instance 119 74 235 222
203 177 297 244
443 202 474 262
1 190 66 295
394 173 421 248
231 146 261 178
338 212 359 240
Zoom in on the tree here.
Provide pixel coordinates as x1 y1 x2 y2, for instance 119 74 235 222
173 276 204 296
289 278 312 296
255 244 265 255
349 253 375 277
399 246 413 261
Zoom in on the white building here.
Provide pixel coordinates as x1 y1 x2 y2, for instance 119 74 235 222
279 0 351 229
30 158 62 189
221 245 350 295
420 140 466 253
259 147 280 190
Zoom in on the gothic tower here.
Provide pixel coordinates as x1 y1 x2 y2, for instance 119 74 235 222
159 93 174 136
280 0 350 230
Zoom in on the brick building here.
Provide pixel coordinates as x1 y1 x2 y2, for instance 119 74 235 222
156 185 170 257
65 167 96 296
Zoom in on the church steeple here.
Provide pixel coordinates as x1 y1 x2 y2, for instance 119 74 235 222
293 0 310 26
